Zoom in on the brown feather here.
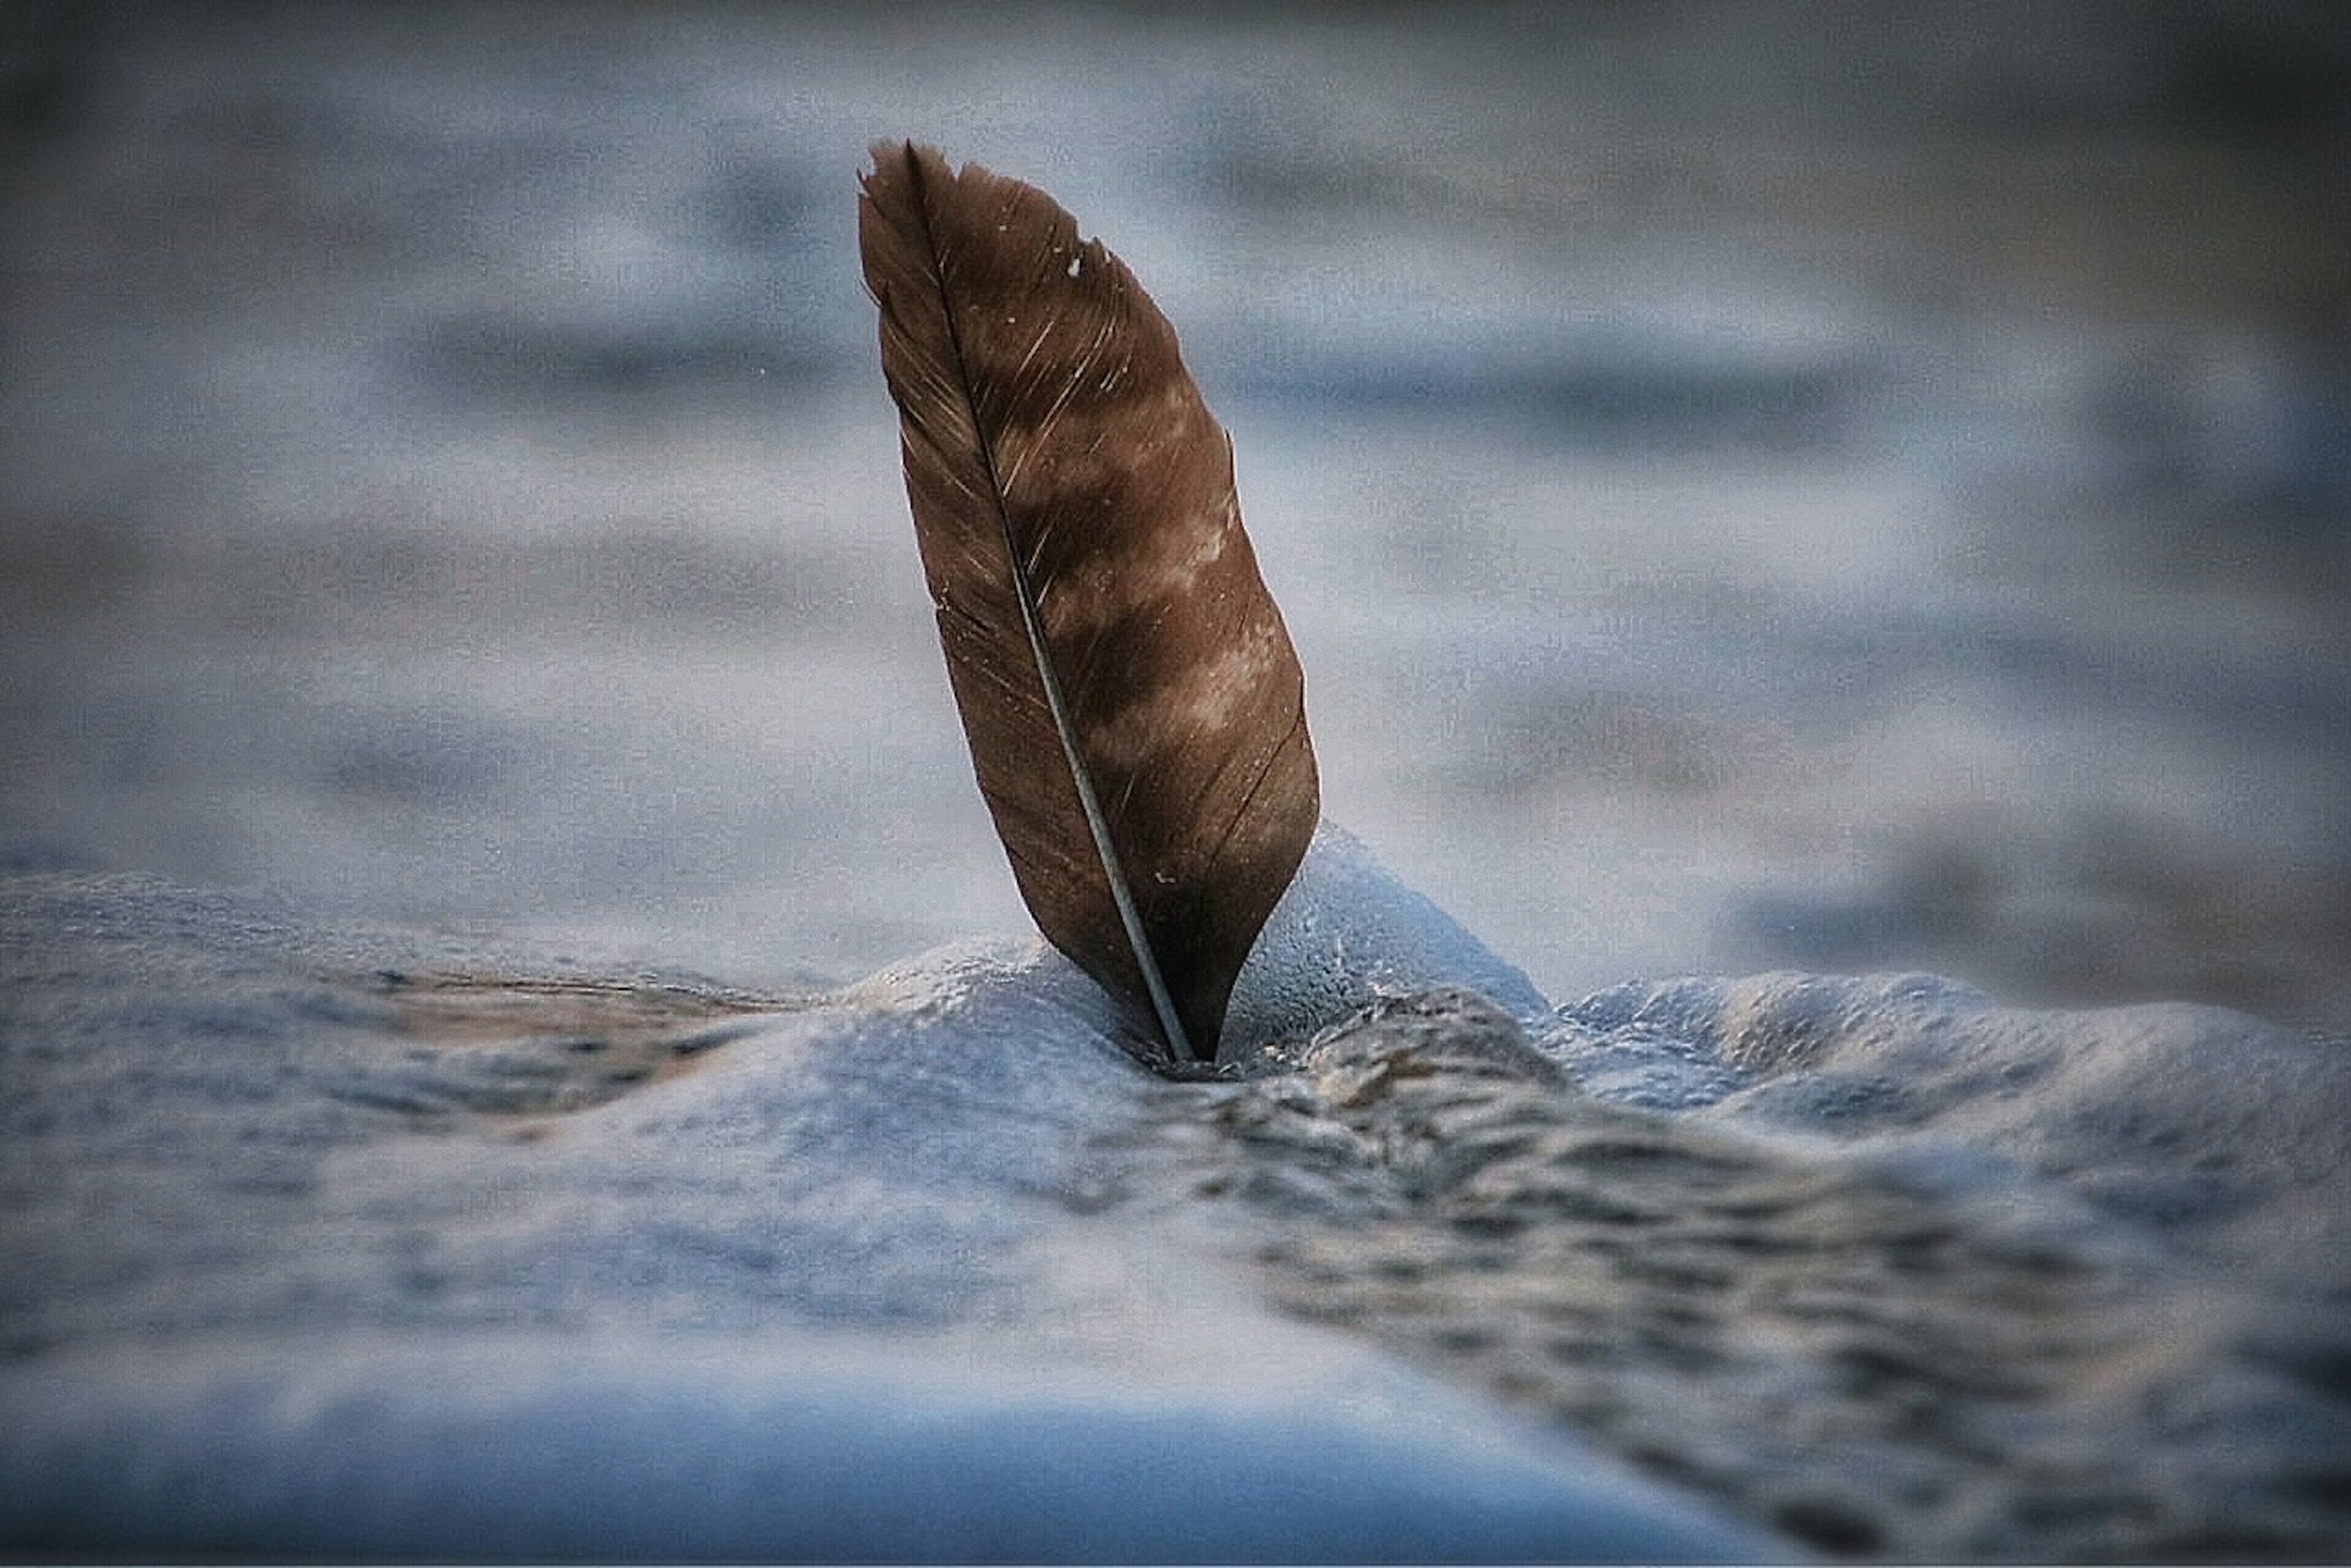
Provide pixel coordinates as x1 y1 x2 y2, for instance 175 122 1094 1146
858 141 1318 1065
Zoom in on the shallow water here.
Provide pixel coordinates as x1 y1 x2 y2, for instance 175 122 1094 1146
4 871 2345 1559
0 871 1788 1562
3 6 2349 1561
1150 984 2351 1558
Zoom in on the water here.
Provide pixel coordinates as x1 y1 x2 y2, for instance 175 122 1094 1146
3 4 2348 1559
0 872 1785 1562
3 871 2343 1559
6 2 2345 1022
1155 981 2351 1558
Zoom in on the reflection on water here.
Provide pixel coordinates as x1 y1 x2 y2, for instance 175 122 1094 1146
2 2 2345 1024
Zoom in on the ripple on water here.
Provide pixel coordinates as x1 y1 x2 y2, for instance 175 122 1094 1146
1149 986 2351 1561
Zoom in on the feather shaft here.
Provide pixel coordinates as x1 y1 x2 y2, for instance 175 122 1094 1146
943 279 1196 1062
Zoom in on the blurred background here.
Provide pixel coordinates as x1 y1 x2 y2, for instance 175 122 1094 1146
3 2 2345 1029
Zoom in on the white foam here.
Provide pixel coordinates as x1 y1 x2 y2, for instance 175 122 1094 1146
1226 819 1549 1058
